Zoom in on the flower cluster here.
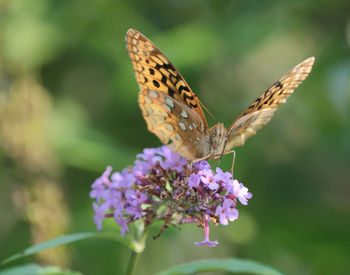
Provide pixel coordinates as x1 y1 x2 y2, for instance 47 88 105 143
90 146 252 247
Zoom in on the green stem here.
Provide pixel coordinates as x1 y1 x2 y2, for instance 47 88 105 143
126 249 140 275
125 226 148 275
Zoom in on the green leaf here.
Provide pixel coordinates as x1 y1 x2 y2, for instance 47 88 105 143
154 258 284 275
0 263 82 275
1 232 137 265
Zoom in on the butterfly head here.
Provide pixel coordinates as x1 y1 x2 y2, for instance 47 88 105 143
208 123 227 157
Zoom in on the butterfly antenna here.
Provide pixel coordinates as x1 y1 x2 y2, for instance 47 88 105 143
197 97 215 121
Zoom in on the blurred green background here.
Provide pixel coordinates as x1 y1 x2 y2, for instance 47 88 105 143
0 0 349 274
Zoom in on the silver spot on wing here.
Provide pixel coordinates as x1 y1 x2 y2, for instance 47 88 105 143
178 122 186 131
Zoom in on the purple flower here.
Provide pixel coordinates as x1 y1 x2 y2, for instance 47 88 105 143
134 191 147 204
201 169 219 190
101 166 113 184
193 161 210 172
137 146 164 166
111 201 124 218
228 180 252 205
111 168 135 189
158 145 173 159
133 159 151 178
125 189 147 206
125 189 137 203
195 237 219 247
137 148 158 162
102 189 123 210
90 146 252 247
188 174 200 188
215 199 239 225
161 149 187 173
90 166 113 201
215 167 233 184
93 203 108 230
125 205 143 220
90 179 105 202
195 215 219 247
114 213 129 236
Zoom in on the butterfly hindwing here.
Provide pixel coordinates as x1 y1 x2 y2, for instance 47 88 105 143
126 29 208 131
225 57 315 150
138 89 210 159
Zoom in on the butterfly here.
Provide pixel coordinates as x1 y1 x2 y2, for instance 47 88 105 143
126 29 314 163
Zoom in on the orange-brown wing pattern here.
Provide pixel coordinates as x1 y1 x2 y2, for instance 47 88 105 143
126 29 208 131
138 89 210 159
225 57 315 150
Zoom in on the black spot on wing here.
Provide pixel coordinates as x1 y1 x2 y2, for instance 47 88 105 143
179 85 190 94
183 91 194 101
168 87 175 98
154 62 176 71
182 90 197 108
267 93 274 101
254 97 262 105
161 74 167 84
275 81 283 89
153 80 160 88
151 61 198 106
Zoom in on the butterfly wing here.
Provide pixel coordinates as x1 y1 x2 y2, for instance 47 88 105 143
126 29 208 130
138 89 210 159
126 29 210 159
225 57 315 150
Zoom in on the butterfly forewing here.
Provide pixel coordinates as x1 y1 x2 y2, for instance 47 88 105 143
126 29 208 131
225 57 315 150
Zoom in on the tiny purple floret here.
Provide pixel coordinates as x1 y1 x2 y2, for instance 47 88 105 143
188 174 200 188
215 199 239 225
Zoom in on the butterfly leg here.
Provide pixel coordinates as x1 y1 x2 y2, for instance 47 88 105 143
224 150 236 176
212 150 236 176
